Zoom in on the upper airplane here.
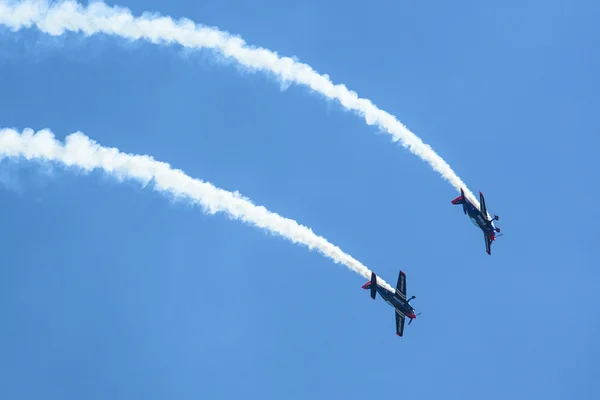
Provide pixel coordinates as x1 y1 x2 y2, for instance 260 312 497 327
451 188 502 255
362 270 420 337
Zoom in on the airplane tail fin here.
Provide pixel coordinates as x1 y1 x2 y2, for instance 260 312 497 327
451 188 467 214
362 273 377 300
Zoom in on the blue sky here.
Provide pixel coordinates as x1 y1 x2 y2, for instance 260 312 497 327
1 0 599 399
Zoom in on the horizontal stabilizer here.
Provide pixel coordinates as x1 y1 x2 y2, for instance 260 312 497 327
370 273 377 299
451 195 463 205
451 188 467 214
361 273 378 299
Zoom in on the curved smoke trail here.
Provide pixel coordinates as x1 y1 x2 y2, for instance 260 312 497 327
0 127 394 291
0 0 481 208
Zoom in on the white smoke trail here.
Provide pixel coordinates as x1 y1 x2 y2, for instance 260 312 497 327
0 0 482 209
0 127 394 291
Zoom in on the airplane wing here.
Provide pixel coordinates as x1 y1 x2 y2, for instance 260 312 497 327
479 192 488 218
395 270 407 300
485 233 492 255
395 311 405 337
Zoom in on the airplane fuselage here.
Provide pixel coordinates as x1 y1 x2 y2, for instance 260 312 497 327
375 285 416 319
463 199 497 239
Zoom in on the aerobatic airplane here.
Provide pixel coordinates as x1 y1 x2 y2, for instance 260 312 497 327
362 270 420 337
451 188 501 255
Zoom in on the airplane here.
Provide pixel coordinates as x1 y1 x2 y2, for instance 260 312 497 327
361 270 420 337
451 188 501 255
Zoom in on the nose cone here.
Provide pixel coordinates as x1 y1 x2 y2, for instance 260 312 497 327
408 313 416 319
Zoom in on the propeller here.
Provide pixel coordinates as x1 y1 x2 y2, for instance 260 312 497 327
408 312 422 325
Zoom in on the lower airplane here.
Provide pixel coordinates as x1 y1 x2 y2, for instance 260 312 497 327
451 188 502 255
362 270 420 337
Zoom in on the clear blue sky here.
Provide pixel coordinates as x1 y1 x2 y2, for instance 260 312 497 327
1 0 599 399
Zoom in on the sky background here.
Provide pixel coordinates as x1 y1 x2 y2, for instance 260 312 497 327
1 0 599 399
